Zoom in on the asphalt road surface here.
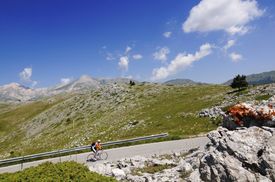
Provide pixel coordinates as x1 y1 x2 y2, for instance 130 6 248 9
0 136 209 174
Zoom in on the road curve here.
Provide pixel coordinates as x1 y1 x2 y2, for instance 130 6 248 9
0 136 209 174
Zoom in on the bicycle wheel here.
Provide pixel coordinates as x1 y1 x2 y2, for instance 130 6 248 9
99 151 108 160
87 153 96 162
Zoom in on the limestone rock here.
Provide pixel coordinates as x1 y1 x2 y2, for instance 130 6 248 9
112 168 126 180
188 127 275 182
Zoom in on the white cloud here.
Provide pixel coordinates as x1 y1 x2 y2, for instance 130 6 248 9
106 53 115 61
19 68 32 82
125 46 132 54
153 47 170 62
183 0 263 35
124 75 133 79
19 67 38 87
32 81 38 87
115 46 134 71
61 78 71 85
152 43 212 80
132 54 143 60
226 26 249 35
163 31 172 38
224 40 236 50
229 52 243 62
118 56 129 70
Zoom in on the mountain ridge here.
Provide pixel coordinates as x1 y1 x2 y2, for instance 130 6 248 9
1 70 274 103
164 78 201 85
224 70 275 85
0 76 134 102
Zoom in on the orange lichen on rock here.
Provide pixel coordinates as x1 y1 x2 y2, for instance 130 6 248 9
227 103 275 126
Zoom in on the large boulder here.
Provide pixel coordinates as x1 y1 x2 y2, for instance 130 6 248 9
187 126 275 182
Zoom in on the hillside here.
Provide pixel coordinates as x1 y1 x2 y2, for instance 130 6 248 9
0 83 230 159
225 70 275 85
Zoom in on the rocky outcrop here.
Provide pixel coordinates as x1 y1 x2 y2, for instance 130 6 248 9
223 96 275 129
187 126 275 182
89 126 275 182
199 107 225 119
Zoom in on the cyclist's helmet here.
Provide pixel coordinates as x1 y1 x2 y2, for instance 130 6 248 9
97 139 101 143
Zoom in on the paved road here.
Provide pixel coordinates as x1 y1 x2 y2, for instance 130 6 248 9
0 136 209 174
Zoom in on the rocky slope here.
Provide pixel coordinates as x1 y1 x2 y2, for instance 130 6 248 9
89 126 275 182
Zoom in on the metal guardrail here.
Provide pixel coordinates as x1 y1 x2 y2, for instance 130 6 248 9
0 133 168 167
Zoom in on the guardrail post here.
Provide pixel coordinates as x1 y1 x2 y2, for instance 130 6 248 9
20 157 24 171
59 150 61 163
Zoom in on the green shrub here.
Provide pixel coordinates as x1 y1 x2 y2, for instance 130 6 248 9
0 161 116 182
255 94 272 101
230 75 248 90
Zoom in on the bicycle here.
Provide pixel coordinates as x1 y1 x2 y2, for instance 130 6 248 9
87 150 108 162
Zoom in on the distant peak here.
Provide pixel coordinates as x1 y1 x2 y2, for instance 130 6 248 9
78 75 94 81
2 82 30 89
7 82 21 87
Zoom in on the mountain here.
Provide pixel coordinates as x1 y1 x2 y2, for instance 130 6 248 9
164 79 198 85
53 75 100 92
224 70 275 85
0 83 39 102
0 76 134 103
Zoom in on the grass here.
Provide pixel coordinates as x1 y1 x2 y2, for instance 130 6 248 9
117 85 228 138
158 154 173 160
255 94 272 101
180 170 192 179
0 95 69 157
0 161 117 182
132 163 176 175
0 84 230 159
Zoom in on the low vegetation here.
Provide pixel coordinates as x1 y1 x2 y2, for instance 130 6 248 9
0 161 116 182
255 94 272 101
132 163 176 175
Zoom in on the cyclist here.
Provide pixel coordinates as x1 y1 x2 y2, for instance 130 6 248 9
90 140 102 157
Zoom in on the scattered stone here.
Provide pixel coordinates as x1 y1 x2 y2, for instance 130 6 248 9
111 168 126 180
199 107 224 119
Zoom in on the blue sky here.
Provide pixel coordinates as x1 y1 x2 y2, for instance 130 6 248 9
0 0 275 87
